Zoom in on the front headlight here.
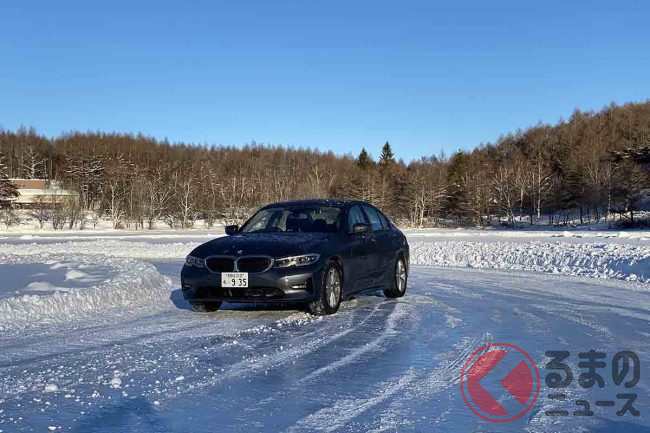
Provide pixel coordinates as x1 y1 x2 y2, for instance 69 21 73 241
274 253 320 268
185 255 206 268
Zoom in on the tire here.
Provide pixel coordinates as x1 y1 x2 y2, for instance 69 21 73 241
191 301 222 312
384 257 407 298
308 261 342 315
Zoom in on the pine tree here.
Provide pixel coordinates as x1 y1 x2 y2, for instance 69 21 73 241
0 152 19 205
444 151 470 223
379 141 396 167
356 148 373 169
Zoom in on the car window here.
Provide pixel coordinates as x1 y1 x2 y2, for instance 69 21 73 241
247 212 273 231
362 206 384 231
240 206 342 233
377 211 390 228
347 206 367 231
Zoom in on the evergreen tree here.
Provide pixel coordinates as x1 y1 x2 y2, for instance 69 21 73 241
356 148 373 169
379 141 395 167
0 152 19 205
444 151 470 222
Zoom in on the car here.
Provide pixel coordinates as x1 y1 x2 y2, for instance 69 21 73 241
181 199 409 315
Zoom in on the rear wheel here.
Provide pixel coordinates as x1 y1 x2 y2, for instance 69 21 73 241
308 261 342 315
384 257 407 298
191 301 222 312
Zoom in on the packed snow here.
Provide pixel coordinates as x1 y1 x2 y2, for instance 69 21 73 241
0 228 648 432
1 229 647 284
410 240 650 283
0 254 172 334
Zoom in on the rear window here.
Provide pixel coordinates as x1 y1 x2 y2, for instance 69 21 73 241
362 206 384 231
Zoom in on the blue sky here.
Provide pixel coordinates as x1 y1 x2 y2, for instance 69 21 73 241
1 0 649 161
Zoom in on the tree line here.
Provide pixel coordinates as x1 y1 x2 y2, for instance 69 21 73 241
0 100 649 230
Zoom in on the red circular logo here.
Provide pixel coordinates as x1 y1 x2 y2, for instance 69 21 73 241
460 343 540 422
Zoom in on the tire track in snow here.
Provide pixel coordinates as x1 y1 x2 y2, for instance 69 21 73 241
367 333 492 433
300 301 411 382
160 300 388 400
0 302 384 416
288 369 419 433
252 293 444 413
288 333 492 433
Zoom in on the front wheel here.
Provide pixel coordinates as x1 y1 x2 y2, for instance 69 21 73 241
191 301 222 312
384 257 407 298
308 261 342 315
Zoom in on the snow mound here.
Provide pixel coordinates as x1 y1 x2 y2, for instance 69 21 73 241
25 281 72 292
403 227 649 241
64 269 90 280
0 253 173 334
0 239 198 260
410 240 650 283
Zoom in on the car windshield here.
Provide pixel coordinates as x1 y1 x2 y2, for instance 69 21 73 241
240 206 342 233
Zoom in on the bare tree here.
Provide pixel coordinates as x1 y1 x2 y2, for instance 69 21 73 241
1 208 20 228
492 165 519 226
32 195 50 228
103 154 132 229
21 146 47 179
1 100 649 230
50 194 67 230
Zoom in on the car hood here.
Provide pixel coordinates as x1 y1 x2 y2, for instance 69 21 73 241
190 232 336 258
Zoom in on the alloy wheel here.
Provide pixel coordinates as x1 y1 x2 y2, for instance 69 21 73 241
325 267 341 308
396 260 406 293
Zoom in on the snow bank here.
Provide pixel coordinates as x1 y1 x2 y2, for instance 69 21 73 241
410 240 650 283
0 239 197 260
0 253 172 334
403 227 649 242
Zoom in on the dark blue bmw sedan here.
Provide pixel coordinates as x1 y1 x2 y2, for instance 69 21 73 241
181 199 409 315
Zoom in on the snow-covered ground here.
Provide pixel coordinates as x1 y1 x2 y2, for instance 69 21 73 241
0 229 648 432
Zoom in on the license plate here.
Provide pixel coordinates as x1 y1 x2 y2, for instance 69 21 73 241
221 272 248 288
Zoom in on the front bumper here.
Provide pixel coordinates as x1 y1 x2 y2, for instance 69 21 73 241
180 262 324 304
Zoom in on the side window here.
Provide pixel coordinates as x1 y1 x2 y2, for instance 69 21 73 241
250 213 271 231
347 206 366 231
377 211 390 229
362 206 383 231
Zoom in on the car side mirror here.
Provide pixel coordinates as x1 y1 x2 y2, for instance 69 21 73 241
225 225 239 235
351 223 371 234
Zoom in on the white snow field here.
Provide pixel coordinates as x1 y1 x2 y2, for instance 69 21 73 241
0 228 648 432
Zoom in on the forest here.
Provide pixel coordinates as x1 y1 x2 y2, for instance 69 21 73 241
0 101 649 230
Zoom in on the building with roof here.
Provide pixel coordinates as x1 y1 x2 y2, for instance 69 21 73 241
5 179 78 208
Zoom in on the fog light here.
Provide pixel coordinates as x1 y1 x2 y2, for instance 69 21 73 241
290 283 308 290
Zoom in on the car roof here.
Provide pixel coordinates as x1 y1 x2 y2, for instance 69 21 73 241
260 198 368 209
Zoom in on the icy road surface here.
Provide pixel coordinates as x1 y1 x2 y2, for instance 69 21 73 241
0 231 648 432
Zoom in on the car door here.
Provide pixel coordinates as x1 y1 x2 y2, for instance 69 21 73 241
342 205 376 293
361 205 393 287
376 208 400 284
